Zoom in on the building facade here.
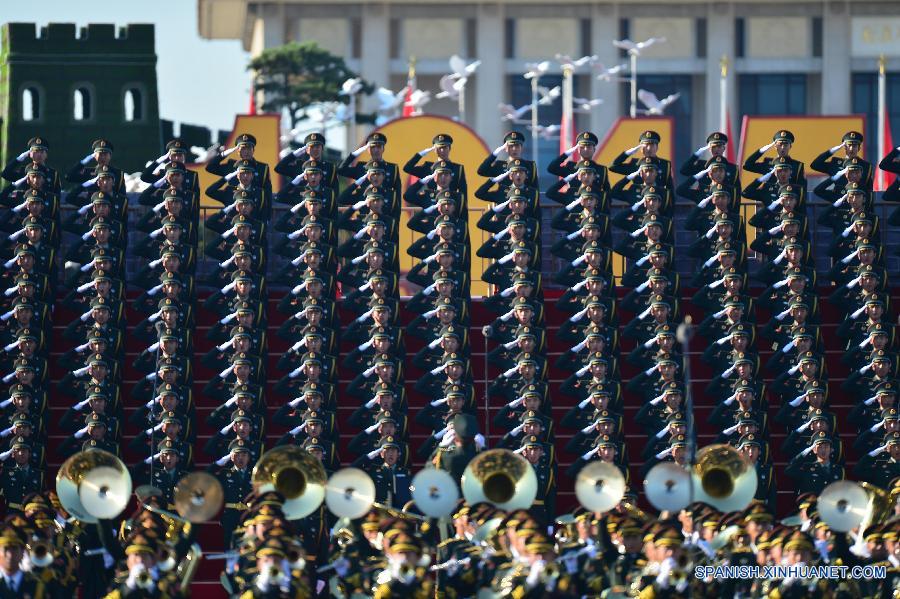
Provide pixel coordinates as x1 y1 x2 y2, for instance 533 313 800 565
0 23 161 171
199 0 900 164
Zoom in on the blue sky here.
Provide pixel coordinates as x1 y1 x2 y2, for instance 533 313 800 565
4 0 249 131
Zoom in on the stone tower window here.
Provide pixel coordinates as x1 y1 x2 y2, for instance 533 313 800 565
22 87 40 121
124 88 143 122
74 87 92 121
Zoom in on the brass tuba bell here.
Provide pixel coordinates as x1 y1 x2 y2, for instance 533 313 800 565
252 445 327 520
461 449 537 510
692 444 757 512
56 449 132 523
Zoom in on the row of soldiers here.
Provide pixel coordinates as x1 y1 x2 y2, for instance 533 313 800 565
0 119 898 598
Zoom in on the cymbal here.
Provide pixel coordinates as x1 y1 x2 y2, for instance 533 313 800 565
174 472 224 523
818 481 868 532
410 469 458 518
644 462 691 512
325 468 376 519
575 462 625 514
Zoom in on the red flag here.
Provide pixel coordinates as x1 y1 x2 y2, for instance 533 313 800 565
402 59 417 118
725 109 735 163
248 83 257 115
877 106 894 191
402 86 415 118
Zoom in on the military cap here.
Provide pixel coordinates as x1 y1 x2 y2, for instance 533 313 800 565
737 434 761 449
773 130 795 143
14 328 37 342
876 381 897 396
669 434 688 448
10 436 31 451
845 181 865 194
303 411 324 426
707 131 728 145
378 435 400 450
24 164 45 177
431 159 453 174
364 160 385 174
504 131 525 144
810 431 832 447
521 435 544 449
374 353 396 367
432 133 453 146
366 132 387 145
873 350 893 363
9 414 32 429
639 130 661 143
843 131 863 143
846 157 865 170
161 411 183 426
442 352 464 366
20 217 43 232
235 133 256 147
232 410 252 424
165 162 186 175
888 432 900 446
165 139 186 152
304 132 325 146
228 439 250 454
638 156 660 170
94 164 115 179
27 137 48 151
576 131 598 145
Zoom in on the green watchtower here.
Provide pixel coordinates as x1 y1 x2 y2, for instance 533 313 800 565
0 22 161 172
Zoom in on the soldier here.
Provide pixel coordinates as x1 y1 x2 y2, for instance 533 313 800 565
0 437 42 513
208 439 255 548
784 432 845 494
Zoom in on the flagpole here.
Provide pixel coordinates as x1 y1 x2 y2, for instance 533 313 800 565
629 52 638 118
562 64 574 150
458 84 466 124
719 55 728 134
877 54 886 190
531 75 540 163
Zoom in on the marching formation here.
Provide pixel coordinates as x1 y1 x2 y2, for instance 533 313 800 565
0 122 896 598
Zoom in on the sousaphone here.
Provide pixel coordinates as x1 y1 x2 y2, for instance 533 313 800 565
252 445 327 519
461 449 537 510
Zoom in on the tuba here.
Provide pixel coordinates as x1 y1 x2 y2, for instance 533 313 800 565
56 450 132 523
27 540 53 568
691 444 757 512
252 445 327 519
461 449 537 510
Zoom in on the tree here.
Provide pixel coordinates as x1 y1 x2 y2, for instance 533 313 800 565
248 41 374 132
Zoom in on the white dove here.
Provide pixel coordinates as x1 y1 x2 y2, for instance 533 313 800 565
537 85 561 106
523 61 551 80
375 86 406 114
436 74 463 100
498 103 533 122
595 63 629 82
124 172 148 193
612 37 667 55
531 124 560 140
449 55 481 79
405 89 432 115
637 89 681 115
341 77 363 96
555 54 599 69
573 97 604 113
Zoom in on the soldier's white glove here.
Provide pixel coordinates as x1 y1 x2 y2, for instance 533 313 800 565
16 151 29 162
624 144 641 156
759 141 776 153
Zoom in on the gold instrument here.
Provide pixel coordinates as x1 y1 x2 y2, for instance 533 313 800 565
28 540 53 568
858 482 891 538
56 450 132 523
174 472 225 522
691 444 757 512
176 543 203 591
461 449 537 510
252 445 327 519
575 462 625 513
